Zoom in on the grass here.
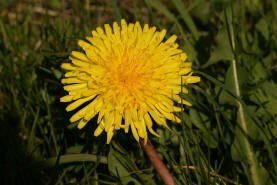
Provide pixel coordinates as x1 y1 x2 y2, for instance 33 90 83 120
0 0 277 184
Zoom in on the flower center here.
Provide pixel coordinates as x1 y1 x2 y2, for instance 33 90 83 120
113 64 141 91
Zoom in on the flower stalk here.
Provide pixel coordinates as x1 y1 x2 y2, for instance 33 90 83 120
139 139 176 185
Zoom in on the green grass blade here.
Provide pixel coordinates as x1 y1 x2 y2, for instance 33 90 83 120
37 154 108 168
171 0 199 40
225 7 263 185
148 0 200 66
195 69 277 179
110 0 122 22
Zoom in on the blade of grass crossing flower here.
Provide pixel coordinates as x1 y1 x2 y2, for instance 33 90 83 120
143 0 161 28
147 0 175 21
171 0 199 40
132 0 140 21
109 0 122 23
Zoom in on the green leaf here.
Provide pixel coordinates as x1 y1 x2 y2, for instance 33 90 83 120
231 128 245 161
203 27 234 68
241 106 260 141
231 129 273 184
255 19 269 41
190 0 210 24
108 143 142 185
202 129 218 148
66 145 84 154
219 65 248 105
52 68 62 79
189 108 211 131
189 108 218 148
253 81 277 117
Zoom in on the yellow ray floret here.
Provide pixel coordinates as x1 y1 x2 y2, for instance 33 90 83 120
60 19 200 144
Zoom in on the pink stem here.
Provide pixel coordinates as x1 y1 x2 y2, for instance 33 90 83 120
139 139 176 185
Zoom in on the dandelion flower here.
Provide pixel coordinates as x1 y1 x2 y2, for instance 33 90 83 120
60 19 200 144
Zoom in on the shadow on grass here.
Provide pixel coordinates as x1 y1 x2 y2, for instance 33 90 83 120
0 113 47 185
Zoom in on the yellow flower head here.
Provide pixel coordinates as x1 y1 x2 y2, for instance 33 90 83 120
60 19 200 144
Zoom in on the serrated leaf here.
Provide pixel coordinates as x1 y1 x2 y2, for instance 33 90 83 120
203 27 234 68
219 65 248 105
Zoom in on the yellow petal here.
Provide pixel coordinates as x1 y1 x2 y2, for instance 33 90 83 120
60 95 73 102
66 95 95 111
149 110 170 130
186 76 200 84
83 98 103 121
94 125 104 137
121 19 128 41
104 24 113 38
124 109 132 133
131 122 139 142
181 87 188 94
104 111 115 132
96 27 105 35
61 78 83 84
64 83 87 91
113 22 121 41
77 99 102 129
70 105 89 122
144 113 160 137
137 119 147 139
71 51 90 62
65 71 78 77
70 57 89 67
107 127 114 144
81 89 98 97
165 35 177 44
78 40 92 51
114 112 123 130
182 100 192 106
61 63 77 71
159 29 167 42
86 36 106 51
143 24 149 33
134 21 142 38
180 53 187 61
77 119 88 129
91 30 99 37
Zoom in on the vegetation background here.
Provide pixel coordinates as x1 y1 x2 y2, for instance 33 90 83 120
0 0 277 184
